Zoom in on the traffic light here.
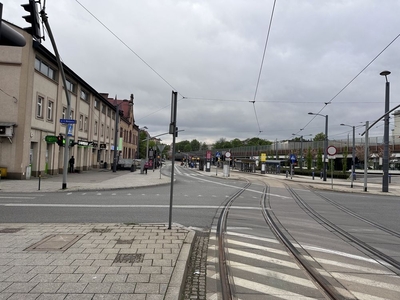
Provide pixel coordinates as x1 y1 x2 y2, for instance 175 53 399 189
57 134 64 146
175 127 178 137
0 3 26 47
21 0 41 40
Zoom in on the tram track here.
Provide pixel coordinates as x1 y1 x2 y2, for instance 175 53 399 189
286 184 400 275
214 179 340 299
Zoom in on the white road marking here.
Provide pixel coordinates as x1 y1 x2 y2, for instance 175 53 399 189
233 277 318 300
228 248 300 269
227 239 289 256
231 261 317 289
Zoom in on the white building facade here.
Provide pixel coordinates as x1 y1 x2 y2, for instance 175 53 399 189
0 22 137 179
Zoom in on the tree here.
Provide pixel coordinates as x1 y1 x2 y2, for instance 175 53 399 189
200 143 209 151
313 132 326 141
190 139 201 151
176 140 191 153
317 148 323 170
213 138 232 149
231 138 243 148
306 147 312 170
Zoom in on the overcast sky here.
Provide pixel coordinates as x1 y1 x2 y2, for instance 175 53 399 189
2 0 400 145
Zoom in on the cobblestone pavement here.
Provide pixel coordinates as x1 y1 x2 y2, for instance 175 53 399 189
182 231 209 300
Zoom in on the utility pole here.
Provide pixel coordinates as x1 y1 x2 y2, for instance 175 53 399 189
40 8 71 189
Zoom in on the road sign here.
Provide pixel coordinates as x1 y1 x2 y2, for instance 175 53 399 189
225 151 231 158
290 154 296 162
216 151 221 158
60 119 76 124
327 145 337 156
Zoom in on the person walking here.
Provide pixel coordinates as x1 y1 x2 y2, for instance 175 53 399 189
69 156 75 173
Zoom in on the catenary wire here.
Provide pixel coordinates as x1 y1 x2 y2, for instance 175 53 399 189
297 33 400 137
250 0 277 134
74 0 181 97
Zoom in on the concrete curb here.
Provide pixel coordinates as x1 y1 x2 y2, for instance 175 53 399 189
165 229 196 300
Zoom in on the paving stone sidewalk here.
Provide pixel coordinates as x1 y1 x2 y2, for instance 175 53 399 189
0 223 195 300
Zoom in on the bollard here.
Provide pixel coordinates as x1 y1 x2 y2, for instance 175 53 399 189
312 172 315 180
286 171 288 178
389 174 391 184
320 171 323 179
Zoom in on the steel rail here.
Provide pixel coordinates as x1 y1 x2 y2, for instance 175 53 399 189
261 182 339 299
288 185 400 274
216 180 251 300
311 188 400 239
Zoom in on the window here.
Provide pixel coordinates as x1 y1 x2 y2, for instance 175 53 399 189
94 121 98 135
62 107 67 120
35 57 55 80
66 79 75 93
69 110 74 120
84 116 88 132
47 100 54 121
36 95 44 118
94 99 100 110
107 107 111 117
80 90 88 101
102 104 106 114
79 114 83 131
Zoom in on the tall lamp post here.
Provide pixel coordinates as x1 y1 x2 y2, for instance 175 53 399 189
340 123 355 188
380 70 391 192
308 112 328 181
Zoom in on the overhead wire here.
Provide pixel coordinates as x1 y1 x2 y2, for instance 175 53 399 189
297 33 400 136
74 0 181 97
250 0 277 135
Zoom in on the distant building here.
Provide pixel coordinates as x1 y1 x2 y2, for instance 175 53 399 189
0 21 138 179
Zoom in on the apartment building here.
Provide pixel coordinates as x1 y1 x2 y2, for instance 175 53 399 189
0 22 138 179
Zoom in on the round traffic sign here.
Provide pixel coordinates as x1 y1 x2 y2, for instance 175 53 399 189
327 145 337 156
225 152 231 158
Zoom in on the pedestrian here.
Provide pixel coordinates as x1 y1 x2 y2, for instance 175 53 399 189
69 156 75 173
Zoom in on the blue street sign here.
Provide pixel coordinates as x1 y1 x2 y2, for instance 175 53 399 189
60 119 76 124
290 154 296 162
67 124 73 136
215 152 221 158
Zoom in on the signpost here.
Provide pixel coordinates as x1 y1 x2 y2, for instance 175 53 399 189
327 146 337 189
290 154 296 179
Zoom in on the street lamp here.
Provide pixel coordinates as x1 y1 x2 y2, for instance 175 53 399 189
308 112 328 181
380 70 391 192
340 123 355 188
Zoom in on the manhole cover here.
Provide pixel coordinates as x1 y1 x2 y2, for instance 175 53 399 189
0 228 23 233
116 239 134 244
113 253 144 264
25 234 84 251
90 228 112 233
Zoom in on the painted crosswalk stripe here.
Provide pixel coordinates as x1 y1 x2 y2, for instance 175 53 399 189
227 248 300 269
231 261 318 289
227 239 289 256
233 277 318 300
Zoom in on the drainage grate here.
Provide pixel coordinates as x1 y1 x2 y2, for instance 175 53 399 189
25 234 84 251
0 228 23 233
116 239 134 244
90 228 112 233
113 253 144 264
